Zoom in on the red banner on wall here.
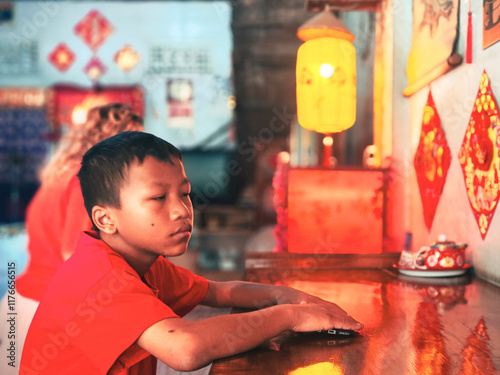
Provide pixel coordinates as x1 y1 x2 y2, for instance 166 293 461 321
459 71 500 239
413 90 451 230
46 84 144 131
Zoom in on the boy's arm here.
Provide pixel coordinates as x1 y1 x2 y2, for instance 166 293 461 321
201 280 340 310
137 300 362 372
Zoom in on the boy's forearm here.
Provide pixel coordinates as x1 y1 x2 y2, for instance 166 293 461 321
181 304 294 369
138 304 296 371
203 280 282 309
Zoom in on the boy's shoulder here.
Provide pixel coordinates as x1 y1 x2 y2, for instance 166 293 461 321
54 231 182 294
63 231 127 278
44 232 140 302
42 231 206 313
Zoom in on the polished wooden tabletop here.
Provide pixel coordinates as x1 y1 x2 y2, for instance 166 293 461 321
209 257 500 375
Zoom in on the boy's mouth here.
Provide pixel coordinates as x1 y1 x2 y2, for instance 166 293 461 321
171 225 192 237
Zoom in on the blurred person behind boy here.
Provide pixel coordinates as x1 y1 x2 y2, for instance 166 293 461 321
0 104 142 374
20 131 363 375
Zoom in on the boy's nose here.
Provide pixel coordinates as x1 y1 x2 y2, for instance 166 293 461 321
170 199 192 219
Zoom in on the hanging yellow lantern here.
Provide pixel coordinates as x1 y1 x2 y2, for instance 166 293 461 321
296 8 356 134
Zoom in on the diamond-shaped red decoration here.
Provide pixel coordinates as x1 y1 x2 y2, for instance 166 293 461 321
459 70 500 239
83 56 107 81
74 10 113 52
414 90 451 230
48 43 75 72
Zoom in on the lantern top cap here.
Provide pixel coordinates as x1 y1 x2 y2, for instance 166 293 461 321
297 7 355 42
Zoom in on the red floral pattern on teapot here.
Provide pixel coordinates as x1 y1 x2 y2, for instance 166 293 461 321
424 235 467 270
398 235 467 270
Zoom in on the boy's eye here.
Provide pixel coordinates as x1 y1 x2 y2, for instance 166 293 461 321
152 195 165 201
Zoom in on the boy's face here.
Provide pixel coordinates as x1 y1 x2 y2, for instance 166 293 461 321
110 155 193 258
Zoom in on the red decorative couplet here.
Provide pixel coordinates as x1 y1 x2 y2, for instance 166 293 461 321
74 10 114 52
48 43 75 72
414 90 451 230
459 71 500 239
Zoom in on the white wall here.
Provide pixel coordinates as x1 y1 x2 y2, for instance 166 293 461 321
0 1 234 149
392 1 500 285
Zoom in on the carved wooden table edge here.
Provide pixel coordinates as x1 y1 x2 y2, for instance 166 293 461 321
244 252 400 270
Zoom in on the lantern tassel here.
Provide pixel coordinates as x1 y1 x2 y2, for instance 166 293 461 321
466 1 472 64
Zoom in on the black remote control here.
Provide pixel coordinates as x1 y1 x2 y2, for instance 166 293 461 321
318 328 355 336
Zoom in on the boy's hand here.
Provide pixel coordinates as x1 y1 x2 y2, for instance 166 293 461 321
290 302 363 332
270 285 364 331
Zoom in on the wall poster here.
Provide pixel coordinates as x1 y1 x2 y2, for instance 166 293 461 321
483 0 500 49
167 79 194 129
404 0 461 96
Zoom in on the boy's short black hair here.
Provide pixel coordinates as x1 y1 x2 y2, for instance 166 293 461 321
77 131 183 226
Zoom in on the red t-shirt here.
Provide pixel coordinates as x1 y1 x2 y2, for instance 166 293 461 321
17 172 93 301
20 231 209 375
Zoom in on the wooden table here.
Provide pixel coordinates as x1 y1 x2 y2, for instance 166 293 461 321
209 253 500 375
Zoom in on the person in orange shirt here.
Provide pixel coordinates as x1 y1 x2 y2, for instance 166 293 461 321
0 104 143 374
21 131 363 374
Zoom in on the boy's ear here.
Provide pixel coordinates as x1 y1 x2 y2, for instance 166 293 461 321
92 205 117 234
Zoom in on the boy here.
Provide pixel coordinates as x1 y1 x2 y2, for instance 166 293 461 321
20 131 362 374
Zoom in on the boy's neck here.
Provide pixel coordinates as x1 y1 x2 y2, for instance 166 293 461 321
99 233 159 277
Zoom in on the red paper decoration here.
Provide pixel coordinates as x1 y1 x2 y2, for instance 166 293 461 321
114 45 140 72
414 90 451 230
459 71 500 239
83 56 107 81
48 43 75 72
74 10 113 52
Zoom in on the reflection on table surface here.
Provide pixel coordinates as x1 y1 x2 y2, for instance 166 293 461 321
210 268 500 375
